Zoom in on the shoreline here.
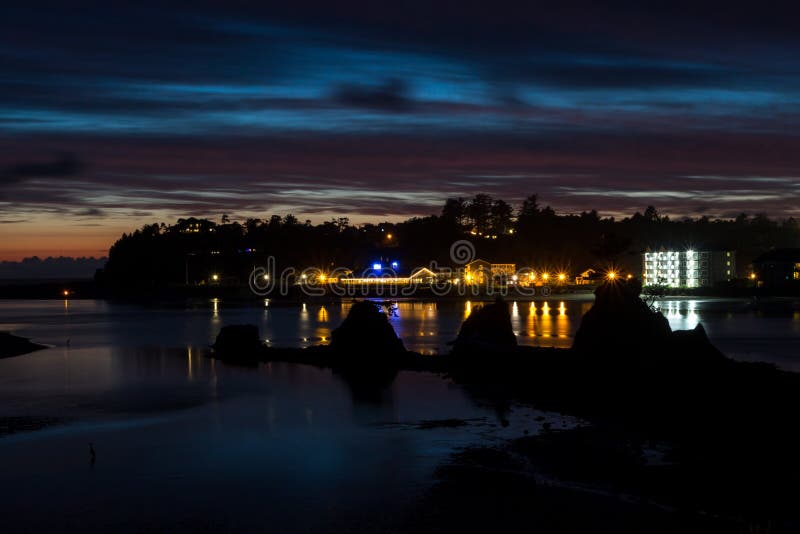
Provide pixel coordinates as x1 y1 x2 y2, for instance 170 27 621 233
0 332 47 359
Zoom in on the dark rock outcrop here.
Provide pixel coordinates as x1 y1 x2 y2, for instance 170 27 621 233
671 322 725 361
212 324 263 364
573 278 723 363
329 301 406 357
0 332 46 359
451 298 517 355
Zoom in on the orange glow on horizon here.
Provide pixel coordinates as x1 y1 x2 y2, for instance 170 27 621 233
0 221 120 261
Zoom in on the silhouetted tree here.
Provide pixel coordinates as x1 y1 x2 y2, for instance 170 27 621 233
97 195 800 291
490 199 514 234
441 197 467 227
466 194 493 233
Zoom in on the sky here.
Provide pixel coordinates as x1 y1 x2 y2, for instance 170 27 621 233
1 1 800 260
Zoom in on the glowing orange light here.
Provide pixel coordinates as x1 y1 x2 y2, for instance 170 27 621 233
319 274 326 283
62 290 70 297
750 273 757 280
386 233 393 239
607 271 617 280
211 274 219 281
558 273 566 281
626 274 633 279
542 273 549 281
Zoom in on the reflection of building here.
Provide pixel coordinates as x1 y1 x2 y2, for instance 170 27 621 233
464 259 516 284
752 248 800 288
643 249 736 288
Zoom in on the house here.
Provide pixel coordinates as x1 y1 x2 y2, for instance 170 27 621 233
464 259 516 284
752 248 800 288
338 266 440 285
574 268 598 285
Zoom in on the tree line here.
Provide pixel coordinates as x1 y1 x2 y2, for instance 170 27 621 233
97 194 800 289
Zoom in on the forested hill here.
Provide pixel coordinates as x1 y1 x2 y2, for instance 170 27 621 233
97 195 799 288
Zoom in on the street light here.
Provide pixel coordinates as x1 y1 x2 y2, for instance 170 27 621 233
607 271 617 280
211 274 219 282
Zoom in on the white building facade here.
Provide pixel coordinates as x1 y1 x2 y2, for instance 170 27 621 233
643 250 736 288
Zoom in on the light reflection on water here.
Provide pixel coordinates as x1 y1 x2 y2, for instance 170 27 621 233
1 297 799 368
0 298 798 530
0 341 575 533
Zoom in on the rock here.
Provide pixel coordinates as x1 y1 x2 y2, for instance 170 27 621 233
573 278 723 363
451 297 517 355
330 301 406 357
573 278 670 358
671 323 725 361
0 332 46 359
213 324 263 363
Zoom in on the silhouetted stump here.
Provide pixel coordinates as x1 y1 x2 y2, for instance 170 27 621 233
0 332 46 359
330 301 406 357
451 298 517 355
213 324 263 364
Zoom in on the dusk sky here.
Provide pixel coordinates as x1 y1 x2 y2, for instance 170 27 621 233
2 1 799 260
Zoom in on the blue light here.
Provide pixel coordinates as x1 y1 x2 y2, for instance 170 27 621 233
372 263 382 270
391 261 399 268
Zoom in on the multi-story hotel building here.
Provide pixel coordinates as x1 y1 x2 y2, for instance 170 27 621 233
643 249 736 288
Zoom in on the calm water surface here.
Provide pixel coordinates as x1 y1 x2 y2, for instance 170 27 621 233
0 297 798 532
2 297 798 364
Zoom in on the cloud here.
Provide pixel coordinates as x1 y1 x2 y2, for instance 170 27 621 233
0 154 85 185
73 207 106 217
333 78 413 111
2 1 800 245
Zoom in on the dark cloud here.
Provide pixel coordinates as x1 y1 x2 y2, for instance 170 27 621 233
1 154 85 185
73 208 106 217
334 78 412 111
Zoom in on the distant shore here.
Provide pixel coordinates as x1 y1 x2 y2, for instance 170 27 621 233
2 277 799 302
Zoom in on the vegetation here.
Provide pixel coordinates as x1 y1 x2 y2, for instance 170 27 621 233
97 194 800 289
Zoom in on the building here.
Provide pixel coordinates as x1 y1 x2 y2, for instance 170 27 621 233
574 268 598 285
752 248 800 288
338 267 439 285
464 259 516 284
642 249 736 288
